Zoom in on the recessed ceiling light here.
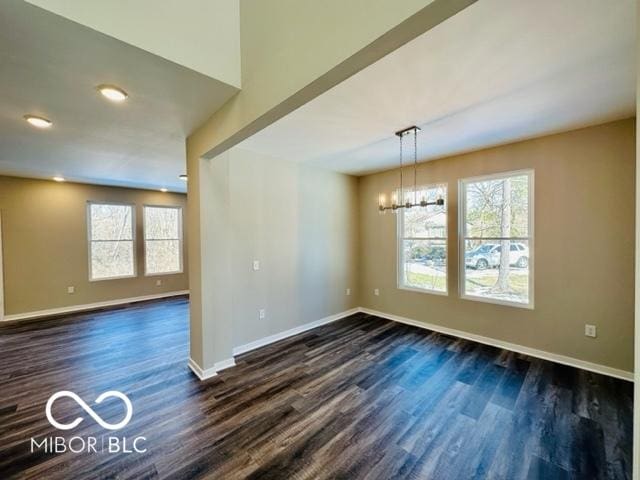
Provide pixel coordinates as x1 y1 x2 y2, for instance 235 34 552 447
52 176 65 182
24 115 52 128
160 188 168 193
179 174 188 181
97 84 128 102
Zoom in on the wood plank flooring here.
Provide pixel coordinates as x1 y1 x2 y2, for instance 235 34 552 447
0 297 633 479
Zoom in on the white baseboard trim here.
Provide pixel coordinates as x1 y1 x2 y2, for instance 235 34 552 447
232 307 360 356
2 290 190 322
359 307 633 382
188 358 211 380
190 308 358 382
215 358 236 371
188 357 236 381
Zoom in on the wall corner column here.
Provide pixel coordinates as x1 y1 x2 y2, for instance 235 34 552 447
186 146 234 379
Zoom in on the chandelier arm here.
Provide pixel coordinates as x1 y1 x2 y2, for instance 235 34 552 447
379 198 441 211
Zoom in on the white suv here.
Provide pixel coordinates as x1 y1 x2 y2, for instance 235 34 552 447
465 243 529 270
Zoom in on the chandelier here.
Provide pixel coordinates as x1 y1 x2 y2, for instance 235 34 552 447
378 126 444 213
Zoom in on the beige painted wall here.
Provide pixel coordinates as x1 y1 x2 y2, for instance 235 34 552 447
0 176 188 316
359 119 635 372
25 0 241 87
188 147 359 369
229 148 359 348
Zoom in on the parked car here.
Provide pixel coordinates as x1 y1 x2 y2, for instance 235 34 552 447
419 246 446 266
465 243 528 270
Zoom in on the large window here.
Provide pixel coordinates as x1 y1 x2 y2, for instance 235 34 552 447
460 170 533 307
88 203 135 281
144 206 183 275
398 184 447 294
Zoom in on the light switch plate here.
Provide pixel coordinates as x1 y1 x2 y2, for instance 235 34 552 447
67 286 75 294
253 260 260 271
374 288 380 296
346 288 351 296
259 309 266 319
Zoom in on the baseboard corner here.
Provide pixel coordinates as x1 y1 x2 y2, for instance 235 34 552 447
188 356 237 381
188 357 217 381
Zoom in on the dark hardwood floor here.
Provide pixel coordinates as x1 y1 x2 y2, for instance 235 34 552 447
0 297 633 479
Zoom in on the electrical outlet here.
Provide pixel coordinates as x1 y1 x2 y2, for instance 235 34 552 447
374 288 380 296
346 288 351 296
259 309 266 319
253 260 260 271
67 286 75 294
156 279 162 286
585 324 597 338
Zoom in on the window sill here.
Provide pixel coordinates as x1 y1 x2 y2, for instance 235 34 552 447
397 284 448 297
89 274 137 282
460 293 534 310
144 270 183 277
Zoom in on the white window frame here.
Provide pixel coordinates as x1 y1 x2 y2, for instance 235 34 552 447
87 201 137 282
143 204 184 276
397 183 448 296
458 169 534 309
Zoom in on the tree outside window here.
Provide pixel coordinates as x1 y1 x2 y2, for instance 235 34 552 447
461 171 533 307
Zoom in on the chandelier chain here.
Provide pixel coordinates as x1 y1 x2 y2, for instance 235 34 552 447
399 131 403 206
414 128 418 205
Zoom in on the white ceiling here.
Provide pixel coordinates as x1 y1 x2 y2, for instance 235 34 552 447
24 0 241 87
0 1 239 192
239 0 636 175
